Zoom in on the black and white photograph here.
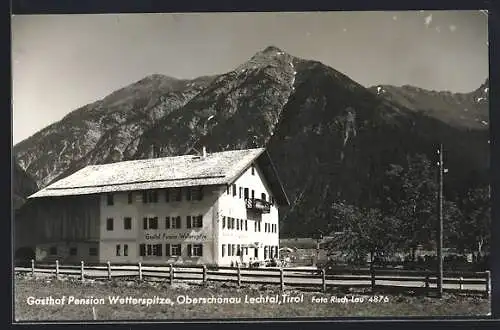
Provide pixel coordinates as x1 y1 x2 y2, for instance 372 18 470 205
12 10 491 321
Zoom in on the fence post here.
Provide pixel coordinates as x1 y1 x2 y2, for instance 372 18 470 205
485 271 491 299
80 261 85 281
322 269 326 293
170 264 174 284
203 265 207 284
237 263 241 287
31 259 35 276
370 266 376 291
459 276 464 291
55 260 59 279
280 267 284 291
107 261 111 280
138 262 143 281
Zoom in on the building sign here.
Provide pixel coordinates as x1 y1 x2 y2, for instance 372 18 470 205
145 232 208 241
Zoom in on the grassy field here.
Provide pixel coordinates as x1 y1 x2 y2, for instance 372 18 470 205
14 273 490 321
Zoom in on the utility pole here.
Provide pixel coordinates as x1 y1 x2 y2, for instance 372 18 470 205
437 143 444 298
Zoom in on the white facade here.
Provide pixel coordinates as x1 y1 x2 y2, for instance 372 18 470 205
97 162 280 266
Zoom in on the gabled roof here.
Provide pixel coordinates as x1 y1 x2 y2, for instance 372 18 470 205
28 148 289 206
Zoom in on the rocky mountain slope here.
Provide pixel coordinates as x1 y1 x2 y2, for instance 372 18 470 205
13 46 489 236
369 79 489 130
13 160 38 210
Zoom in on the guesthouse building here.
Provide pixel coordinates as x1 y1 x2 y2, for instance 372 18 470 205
26 148 289 266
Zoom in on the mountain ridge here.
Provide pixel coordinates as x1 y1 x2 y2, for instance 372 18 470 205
13 46 489 236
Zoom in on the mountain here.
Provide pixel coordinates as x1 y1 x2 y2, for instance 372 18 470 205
13 46 489 237
14 74 216 187
369 79 489 130
12 160 38 210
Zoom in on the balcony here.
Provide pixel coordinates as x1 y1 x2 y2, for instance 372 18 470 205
245 198 271 214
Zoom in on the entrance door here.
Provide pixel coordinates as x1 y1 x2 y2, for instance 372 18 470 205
254 247 259 259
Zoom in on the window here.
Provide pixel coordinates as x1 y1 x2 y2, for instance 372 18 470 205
187 186 203 201
165 216 170 229
174 188 182 201
239 187 242 199
254 221 257 231
143 217 158 229
222 244 226 257
165 188 170 202
222 217 226 229
251 165 255 175
232 244 236 256
261 193 267 202
236 218 240 230
251 190 255 199
244 188 249 199
69 247 77 256
124 244 128 256
171 216 181 229
139 244 146 256
232 184 237 196
231 218 235 229
264 246 268 259
165 244 171 256
241 219 244 230
116 244 121 256
171 244 181 256
258 222 261 232
228 244 232 256
153 244 162 256
245 220 248 231
49 246 57 255
89 247 98 256
192 215 203 228
106 218 114 231
124 217 132 230
187 216 192 229
142 190 159 203
189 244 203 257
236 244 241 256
149 217 158 229
127 192 133 204
106 193 114 206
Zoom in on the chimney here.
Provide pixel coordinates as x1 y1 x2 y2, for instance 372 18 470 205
202 146 207 158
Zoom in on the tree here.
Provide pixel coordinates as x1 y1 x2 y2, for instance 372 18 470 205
381 154 438 261
456 186 491 258
327 201 400 265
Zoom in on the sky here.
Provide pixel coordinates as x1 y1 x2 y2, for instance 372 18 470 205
11 11 489 145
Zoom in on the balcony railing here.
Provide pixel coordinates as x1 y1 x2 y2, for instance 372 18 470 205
245 198 271 213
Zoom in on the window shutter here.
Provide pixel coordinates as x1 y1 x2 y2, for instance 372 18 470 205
186 187 192 201
143 217 148 230
165 244 170 256
187 244 192 257
245 220 248 231
165 217 170 229
186 216 191 229
198 215 203 227
176 216 181 228
222 217 226 229
139 244 146 256
199 244 203 256
157 244 163 256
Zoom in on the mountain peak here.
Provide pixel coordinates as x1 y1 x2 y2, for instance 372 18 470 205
262 45 284 54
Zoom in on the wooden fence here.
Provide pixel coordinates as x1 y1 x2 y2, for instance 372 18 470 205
15 260 491 298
